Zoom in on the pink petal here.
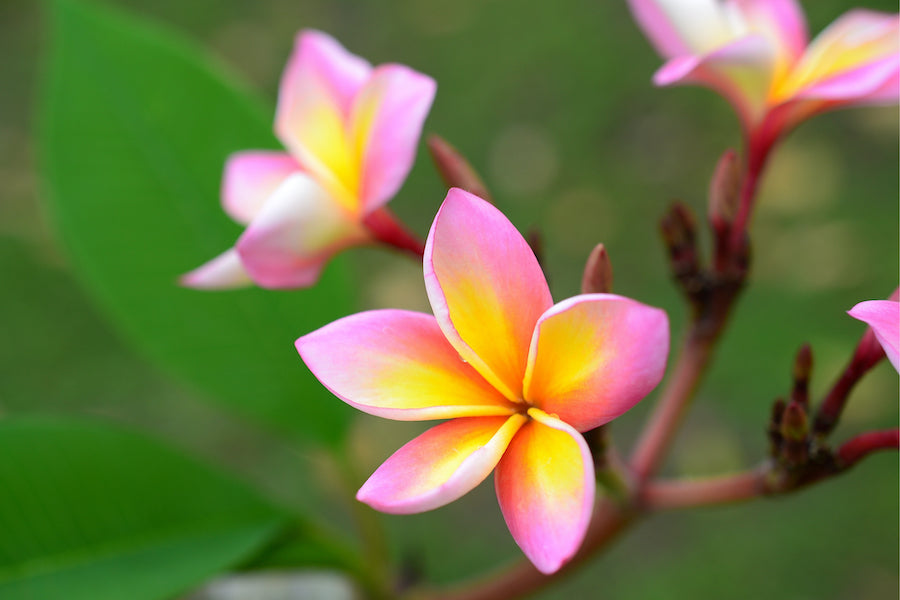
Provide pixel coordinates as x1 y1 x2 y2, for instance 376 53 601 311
628 0 747 58
849 300 900 371
424 189 553 403
353 65 437 213
523 294 670 432
179 247 253 290
274 30 372 211
280 30 372 116
734 0 808 65
495 408 594 575
222 151 301 225
296 309 520 420
654 35 776 130
235 173 369 289
778 10 900 103
794 53 899 102
357 414 527 514
626 0 695 58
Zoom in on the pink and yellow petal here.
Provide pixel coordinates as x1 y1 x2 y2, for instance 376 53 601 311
494 408 594 575
424 189 553 403
523 294 669 432
179 247 253 290
626 0 694 59
793 53 899 103
734 0 808 68
654 35 777 129
280 30 372 115
358 414 527 514
353 64 437 214
296 309 520 420
627 0 743 58
274 30 371 211
235 173 369 289
222 151 301 225
849 300 900 372
776 10 900 102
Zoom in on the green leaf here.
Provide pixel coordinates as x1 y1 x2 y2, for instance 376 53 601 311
39 0 355 444
0 416 288 600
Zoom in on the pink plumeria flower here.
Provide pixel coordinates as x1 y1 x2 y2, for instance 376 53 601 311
182 30 436 289
627 0 899 146
296 190 669 573
849 298 900 371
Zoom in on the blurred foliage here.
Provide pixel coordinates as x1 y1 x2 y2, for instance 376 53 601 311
0 416 285 600
1 0 896 598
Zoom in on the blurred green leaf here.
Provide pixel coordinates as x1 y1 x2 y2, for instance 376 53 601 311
0 416 288 600
39 0 356 445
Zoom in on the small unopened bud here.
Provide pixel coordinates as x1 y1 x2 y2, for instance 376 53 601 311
791 343 813 409
427 135 492 202
708 149 742 230
582 243 614 294
780 400 809 466
781 401 808 441
767 397 786 457
660 202 699 278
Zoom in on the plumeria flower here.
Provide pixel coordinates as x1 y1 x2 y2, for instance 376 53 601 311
296 190 669 573
627 0 899 148
182 30 436 289
849 298 899 371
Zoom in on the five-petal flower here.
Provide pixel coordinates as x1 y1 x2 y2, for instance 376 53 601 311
849 298 899 372
182 30 436 289
627 0 899 143
296 189 670 573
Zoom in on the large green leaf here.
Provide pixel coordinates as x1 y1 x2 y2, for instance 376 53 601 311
0 416 288 600
39 0 355 444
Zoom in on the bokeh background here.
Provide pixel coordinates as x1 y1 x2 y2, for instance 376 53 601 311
3 0 898 598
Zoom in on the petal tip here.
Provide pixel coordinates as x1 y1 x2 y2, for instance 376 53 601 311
179 249 253 290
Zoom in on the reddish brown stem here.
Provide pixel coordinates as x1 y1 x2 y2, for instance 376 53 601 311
364 207 426 259
813 328 885 436
728 120 779 253
836 429 900 468
641 468 768 510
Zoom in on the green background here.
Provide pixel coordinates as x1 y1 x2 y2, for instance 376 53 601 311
3 0 898 598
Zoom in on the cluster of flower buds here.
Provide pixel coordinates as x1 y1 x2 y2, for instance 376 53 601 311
768 344 815 472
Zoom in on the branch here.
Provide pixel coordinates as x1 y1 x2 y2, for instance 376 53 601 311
836 429 900 468
814 328 886 436
641 467 768 510
629 330 718 480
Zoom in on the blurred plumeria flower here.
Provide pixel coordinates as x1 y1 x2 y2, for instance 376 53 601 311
296 190 670 573
849 296 899 371
627 0 899 154
182 30 436 289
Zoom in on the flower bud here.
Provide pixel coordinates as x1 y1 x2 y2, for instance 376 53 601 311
780 400 809 466
581 243 614 294
427 135 492 202
791 343 813 409
708 149 741 231
767 397 786 457
660 201 699 280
